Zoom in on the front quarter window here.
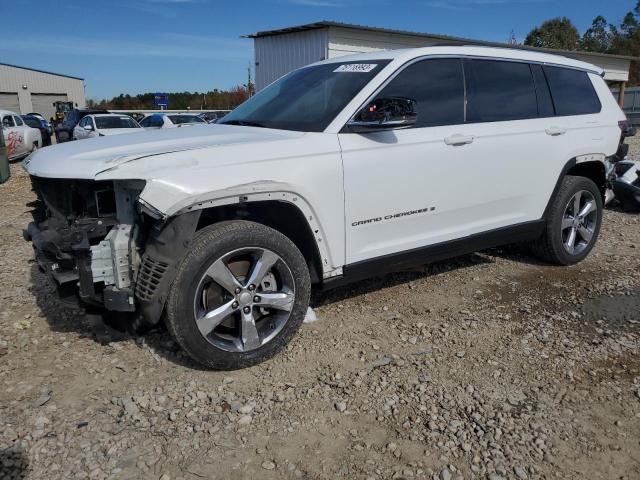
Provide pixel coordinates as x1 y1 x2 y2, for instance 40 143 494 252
219 60 391 132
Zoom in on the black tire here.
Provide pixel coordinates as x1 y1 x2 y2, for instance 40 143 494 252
531 175 603 265
165 220 311 370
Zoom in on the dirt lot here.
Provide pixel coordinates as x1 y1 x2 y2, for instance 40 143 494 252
1 148 639 480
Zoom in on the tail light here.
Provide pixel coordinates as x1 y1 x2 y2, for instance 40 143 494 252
619 120 636 138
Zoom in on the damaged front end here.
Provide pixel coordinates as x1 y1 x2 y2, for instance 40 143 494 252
25 177 146 312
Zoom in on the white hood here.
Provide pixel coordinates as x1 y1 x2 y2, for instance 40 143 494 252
23 124 304 179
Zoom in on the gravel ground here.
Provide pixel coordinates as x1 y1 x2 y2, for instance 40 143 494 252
1 152 639 480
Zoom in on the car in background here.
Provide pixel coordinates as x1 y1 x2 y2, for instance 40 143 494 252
139 113 206 129
22 115 52 146
1 109 42 160
26 113 53 135
73 114 142 140
197 110 230 123
55 109 109 143
117 112 146 123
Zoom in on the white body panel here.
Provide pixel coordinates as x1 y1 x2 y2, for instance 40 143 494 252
23 46 625 276
1 109 42 160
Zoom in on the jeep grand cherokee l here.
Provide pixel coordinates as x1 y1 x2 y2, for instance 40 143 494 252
23 46 626 369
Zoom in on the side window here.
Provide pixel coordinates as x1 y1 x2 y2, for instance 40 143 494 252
373 58 465 128
530 64 555 117
466 59 538 123
543 66 601 116
2 115 15 128
139 116 151 127
150 116 164 128
14 116 24 126
79 117 87 127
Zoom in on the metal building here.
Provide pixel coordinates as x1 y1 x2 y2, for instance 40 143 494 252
246 20 636 105
0 63 85 120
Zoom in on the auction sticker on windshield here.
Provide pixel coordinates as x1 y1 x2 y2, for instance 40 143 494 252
334 64 378 73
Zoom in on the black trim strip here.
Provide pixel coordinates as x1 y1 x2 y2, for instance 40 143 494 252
322 220 545 290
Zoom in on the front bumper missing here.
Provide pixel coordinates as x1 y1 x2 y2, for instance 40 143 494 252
25 220 136 312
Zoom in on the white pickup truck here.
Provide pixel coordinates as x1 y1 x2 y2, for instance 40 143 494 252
23 46 626 369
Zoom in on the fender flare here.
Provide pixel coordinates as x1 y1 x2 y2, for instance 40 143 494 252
542 155 606 219
170 188 337 277
136 187 340 324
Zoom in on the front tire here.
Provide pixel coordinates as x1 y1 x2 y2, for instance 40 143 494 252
165 221 311 370
531 175 603 265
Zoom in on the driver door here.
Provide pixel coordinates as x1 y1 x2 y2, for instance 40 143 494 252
339 58 477 263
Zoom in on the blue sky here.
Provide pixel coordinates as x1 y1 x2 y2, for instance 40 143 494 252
0 0 635 100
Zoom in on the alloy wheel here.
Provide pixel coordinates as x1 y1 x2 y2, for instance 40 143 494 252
193 247 295 352
561 190 598 255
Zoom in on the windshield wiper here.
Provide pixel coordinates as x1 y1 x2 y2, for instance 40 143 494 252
220 119 267 128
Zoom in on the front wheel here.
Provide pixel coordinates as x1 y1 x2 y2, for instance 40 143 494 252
531 175 603 265
165 220 311 369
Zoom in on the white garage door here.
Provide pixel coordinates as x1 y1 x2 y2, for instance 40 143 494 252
30 93 68 121
0 92 20 113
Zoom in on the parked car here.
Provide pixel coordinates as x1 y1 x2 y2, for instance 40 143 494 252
22 115 52 147
24 46 626 369
121 112 147 123
198 111 230 123
1 109 42 160
139 113 206 129
26 113 53 135
73 114 142 140
55 109 109 143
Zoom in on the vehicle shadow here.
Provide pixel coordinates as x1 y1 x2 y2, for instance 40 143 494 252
29 247 534 371
0 444 29 479
28 262 209 371
313 251 496 306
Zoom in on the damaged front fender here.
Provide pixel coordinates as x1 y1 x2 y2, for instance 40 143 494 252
135 210 201 325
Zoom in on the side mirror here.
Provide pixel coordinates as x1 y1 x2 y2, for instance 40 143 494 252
347 97 417 133
84 125 94 131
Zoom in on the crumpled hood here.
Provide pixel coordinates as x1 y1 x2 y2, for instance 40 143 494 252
22 124 304 179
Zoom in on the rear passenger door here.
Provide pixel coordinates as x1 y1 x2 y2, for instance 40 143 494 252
461 58 560 230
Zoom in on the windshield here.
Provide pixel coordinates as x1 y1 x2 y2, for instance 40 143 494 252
168 115 205 125
95 116 140 129
219 60 391 132
63 112 80 127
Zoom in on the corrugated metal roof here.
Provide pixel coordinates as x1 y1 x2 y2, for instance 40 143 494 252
0 62 84 81
243 20 638 62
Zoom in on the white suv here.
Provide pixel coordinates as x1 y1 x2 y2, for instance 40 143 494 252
23 46 626 369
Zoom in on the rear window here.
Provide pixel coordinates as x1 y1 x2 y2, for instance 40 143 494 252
466 59 538 123
22 116 41 128
168 115 205 125
63 112 81 127
543 66 601 116
95 116 139 129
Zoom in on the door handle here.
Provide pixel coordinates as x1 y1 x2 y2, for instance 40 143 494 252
444 134 474 146
545 126 566 136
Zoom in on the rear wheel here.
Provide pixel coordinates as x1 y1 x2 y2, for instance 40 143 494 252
531 175 602 265
165 220 310 369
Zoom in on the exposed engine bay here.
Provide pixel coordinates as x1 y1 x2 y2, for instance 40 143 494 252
25 177 146 312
